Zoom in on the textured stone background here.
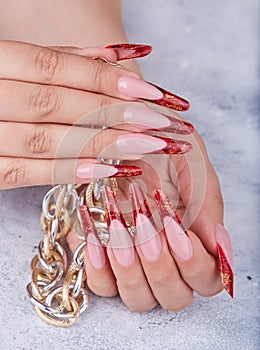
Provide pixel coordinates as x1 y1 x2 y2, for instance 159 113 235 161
0 1 259 349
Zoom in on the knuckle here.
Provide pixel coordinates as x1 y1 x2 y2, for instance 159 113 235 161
91 61 106 91
25 125 52 155
2 160 26 186
29 85 59 118
150 270 173 287
33 48 63 82
119 277 141 291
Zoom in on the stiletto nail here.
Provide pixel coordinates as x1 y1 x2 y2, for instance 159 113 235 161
153 189 193 261
105 43 152 60
79 206 106 270
116 134 192 155
130 183 162 261
76 163 142 180
118 76 163 100
143 83 190 112
162 117 194 135
102 186 135 267
216 224 234 298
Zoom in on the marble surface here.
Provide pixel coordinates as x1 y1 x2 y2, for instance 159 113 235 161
0 1 259 349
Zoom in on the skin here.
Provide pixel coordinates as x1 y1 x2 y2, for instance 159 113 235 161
0 0 224 312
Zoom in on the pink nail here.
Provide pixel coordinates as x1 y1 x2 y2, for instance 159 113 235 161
135 213 162 261
123 105 171 130
118 76 163 100
163 217 193 260
109 220 135 267
87 232 107 270
116 134 166 154
130 183 162 261
76 163 118 179
216 224 234 271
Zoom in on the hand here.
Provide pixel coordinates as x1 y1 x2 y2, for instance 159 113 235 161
68 112 234 312
0 40 191 189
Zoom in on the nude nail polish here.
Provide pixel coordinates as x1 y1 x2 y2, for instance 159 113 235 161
143 83 190 112
116 134 192 155
76 163 142 180
130 183 162 261
153 189 193 261
103 186 135 267
118 76 164 100
216 224 234 298
105 43 152 60
80 206 106 270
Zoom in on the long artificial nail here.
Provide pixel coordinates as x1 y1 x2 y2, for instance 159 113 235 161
153 189 193 261
102 186 135 267
105 43 152 60
76 163 142 180
216 224 234 298
130 183 162 261
116 133 192 155
124 105 194 133
79 206 106 270
143 83 190 112
118 76 164 100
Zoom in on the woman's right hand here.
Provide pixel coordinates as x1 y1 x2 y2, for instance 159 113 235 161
0 40 191 189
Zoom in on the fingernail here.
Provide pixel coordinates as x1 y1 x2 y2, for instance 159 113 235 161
130 183 162 261
105 43 152 60
76 162 142 180
143 83 190 112
163 117 194 135
103 186 135 267
79 206 106 269
123 105 171 130
116 134 192 155
216 224 234 298
124 105 194 133
153 189 193 261
118 76 163 100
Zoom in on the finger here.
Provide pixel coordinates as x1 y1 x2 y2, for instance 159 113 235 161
0 121 191 160
0 157 142 190
0 80 172 131
0 40 162 102
102 186 157 312
154 189 223 296
49 45 118 63
129 183 193 311
170 131 224 256
66 229 118 298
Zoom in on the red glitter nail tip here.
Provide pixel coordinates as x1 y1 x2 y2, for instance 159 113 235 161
79 205 97 241
162 118 194 135
129 183 152 222
157 136 192 155
105 43 152 60
217 244 234 298
113 164 142 177
102 186 127 228
144 83 190 112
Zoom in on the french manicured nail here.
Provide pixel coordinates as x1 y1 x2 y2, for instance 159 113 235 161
153 189 193 261
124 105 194 133
216 224 234 298
124 105 171 129
105 43 152 60
116 134 192 155
130 183 162 261
118 76 163 100
76 163 142 180
103 186 135 267
80 206 106 269
143 83 190 112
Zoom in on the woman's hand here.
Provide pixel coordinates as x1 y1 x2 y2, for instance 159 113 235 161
0 40 192 189
68 115 234 312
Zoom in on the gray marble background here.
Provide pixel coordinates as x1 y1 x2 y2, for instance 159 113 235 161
0 1 259 349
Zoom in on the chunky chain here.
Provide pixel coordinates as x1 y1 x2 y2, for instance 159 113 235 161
27 184 89 327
